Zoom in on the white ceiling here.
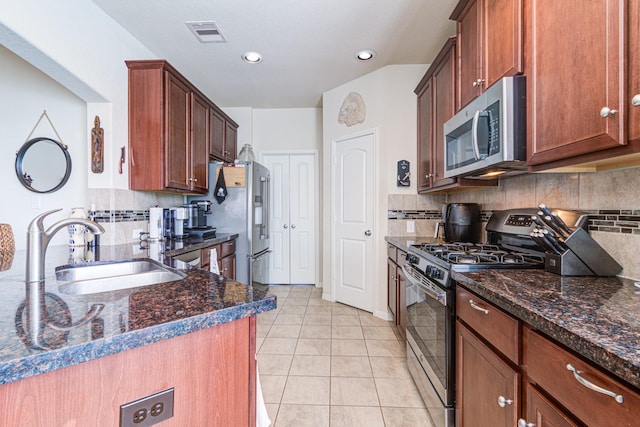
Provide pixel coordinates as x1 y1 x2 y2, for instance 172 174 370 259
92 0 457 108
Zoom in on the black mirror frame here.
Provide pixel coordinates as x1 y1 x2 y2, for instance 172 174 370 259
15 137 72 194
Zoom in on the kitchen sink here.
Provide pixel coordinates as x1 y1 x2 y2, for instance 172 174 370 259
55 259 186 295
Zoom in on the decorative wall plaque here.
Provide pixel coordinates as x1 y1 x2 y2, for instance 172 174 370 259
91 115 104 173
338 92 366 127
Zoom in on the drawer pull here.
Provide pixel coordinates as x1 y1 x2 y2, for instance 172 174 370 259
469 300 489 315
566 363 624 404
517 419 535 427
497 395 513 407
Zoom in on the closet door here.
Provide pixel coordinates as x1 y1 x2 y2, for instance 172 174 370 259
263 153 317 285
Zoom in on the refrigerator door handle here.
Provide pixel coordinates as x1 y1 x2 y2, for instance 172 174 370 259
264 175 270 239
250 250 272 261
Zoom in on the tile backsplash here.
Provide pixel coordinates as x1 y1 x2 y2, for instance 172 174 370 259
388 166 640 280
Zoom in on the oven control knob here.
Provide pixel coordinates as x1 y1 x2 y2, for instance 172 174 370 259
430 268 442 279
424 265 433 275
406 254 418 264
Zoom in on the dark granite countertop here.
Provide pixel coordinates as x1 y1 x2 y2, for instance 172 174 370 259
452 270 640 390
385 235 438 252
0 235 275 386
385 236 640 390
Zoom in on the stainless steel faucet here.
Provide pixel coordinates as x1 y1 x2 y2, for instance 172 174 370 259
26 209 105 283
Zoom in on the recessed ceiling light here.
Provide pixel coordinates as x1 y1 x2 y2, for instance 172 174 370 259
242 52 263 64
355 49 376 61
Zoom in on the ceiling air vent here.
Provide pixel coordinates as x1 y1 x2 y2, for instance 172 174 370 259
186 21 227 43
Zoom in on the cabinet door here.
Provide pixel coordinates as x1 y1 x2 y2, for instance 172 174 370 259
209 107 226 161
483 0 523 89
525 0 625 166
457 321 520 427
523 383 579 427
416 77 433 193
225 122 238 162
629 0 640 144
191 92 209 193
396 262 407 340
164 71 191 191
387 258 397 322
220 255 236 280
432 40 457 188
456 0 482 109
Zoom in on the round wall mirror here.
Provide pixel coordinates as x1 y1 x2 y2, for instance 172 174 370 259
15 137 72 193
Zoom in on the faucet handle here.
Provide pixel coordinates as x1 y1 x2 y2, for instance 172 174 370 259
27 209 63 232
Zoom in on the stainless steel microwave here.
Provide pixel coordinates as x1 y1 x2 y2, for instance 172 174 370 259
443 76 526 179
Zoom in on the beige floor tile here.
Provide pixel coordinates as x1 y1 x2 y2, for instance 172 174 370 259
302 314 332 325
256 323 271 338
359 313 394 327
330 406 385 427
332 304 360 315
279 305 307 315
362 326 398 340
331 339 368 356
381 407 434 427
281 376 330 405
264 403 279 425
375 377 426 408
305 305 332 315
275 404 329 427
260 375 287 404
267 324 301 339
331 356 373 377
331 377 379 406
299 325 332 339
369 356 411 378
283 296 310 306
289 355 331 376
332 315 361 326
289 286 314 295
365 339 405 357
332 325 364 340
257 354 293 375
256 337 265 352
307 297 332 306
295 338 332 356
257 312 277 325
273 314 304 325
259 338 298 355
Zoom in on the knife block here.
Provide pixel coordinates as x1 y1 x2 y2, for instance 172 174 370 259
544 228 622 276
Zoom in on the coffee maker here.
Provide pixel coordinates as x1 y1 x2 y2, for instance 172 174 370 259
171 207 189 239
184 200 216 238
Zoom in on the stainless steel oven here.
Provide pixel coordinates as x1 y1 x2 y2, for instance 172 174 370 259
403 256 455 427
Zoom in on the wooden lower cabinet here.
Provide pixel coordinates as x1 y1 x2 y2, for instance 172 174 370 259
0 317 256 427
201 240 236 280
386 244 406 339
456 321 520 427
522 383 579 427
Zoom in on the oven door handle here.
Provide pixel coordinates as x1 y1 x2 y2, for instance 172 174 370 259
401 264 447 306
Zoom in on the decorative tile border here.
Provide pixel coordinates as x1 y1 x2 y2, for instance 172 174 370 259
92 210 149 223
388 209 640 235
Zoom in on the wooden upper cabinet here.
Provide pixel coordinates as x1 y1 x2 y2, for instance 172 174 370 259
452 0 523 110
525 0 626 166
191 92 210 194
629 0 640 145
209 106 226 161
416 72 433 192
225 121 238 162
164 71 191 191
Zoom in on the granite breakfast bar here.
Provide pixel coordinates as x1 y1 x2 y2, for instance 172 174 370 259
0 237 276 426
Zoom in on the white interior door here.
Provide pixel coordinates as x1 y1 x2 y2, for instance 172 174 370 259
263 153 316 285
333 131 375 312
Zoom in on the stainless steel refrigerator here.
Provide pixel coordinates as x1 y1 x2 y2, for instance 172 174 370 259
199 161 270 286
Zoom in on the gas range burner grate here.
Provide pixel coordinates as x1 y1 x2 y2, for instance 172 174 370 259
412 242 545 268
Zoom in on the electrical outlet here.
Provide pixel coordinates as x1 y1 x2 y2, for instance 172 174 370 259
132 228 144 240
407 221 415 233
120 388 174 427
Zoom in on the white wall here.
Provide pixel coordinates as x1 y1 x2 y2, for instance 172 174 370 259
322 64 428 318
253 108 323 152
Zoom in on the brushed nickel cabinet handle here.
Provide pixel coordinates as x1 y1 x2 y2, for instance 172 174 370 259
469 300 489 315
632 94 640 107
566 363 624 404
600 106 617 118
497 395 513 407
517 419 536 427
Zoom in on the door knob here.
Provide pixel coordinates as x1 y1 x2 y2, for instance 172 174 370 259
283 224 288 229
365 230 372 236
600 106 617 118
290 224 296 229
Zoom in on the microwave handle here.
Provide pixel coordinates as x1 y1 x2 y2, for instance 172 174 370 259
471 110 481 160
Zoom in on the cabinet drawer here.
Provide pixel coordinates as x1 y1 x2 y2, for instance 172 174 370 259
387 244 397 262
527 329 640 427
456 286 520 363
397 249 407 265
219 240 236 258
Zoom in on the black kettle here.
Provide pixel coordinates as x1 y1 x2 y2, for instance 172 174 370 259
437 203 482 243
